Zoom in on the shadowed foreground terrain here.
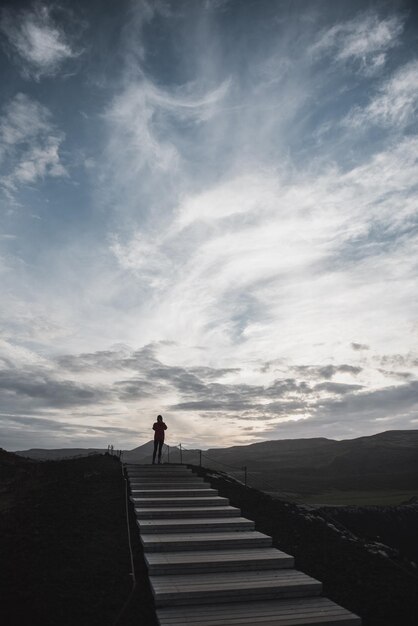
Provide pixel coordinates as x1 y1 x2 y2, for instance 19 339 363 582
2 449 418 625
0 450 157 626
195 466 418 626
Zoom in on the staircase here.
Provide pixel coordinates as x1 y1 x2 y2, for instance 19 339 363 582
127 464 361 625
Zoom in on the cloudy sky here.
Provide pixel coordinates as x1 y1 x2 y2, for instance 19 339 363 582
1 0 418 451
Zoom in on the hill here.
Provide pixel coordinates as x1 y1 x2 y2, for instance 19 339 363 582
11 430 418 504
0 453 154 626
195 430 418 504
122 441 200 464
14 447 107 460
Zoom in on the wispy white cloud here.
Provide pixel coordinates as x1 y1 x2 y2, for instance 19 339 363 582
103 77 230 180
109 131 418 380
0 93 67 195
312 11 404 75
84 3 418 448
345 60 418 128
1 2 417 449
0 2 81 80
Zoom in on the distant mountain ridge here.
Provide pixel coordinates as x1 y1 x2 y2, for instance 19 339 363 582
13 431 418 488
198 430 418 496
14 448 107 460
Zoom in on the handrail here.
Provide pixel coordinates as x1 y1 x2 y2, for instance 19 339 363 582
153 443 418 582
171 443 303 501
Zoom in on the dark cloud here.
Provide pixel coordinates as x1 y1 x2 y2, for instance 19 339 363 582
351 342 370 351
1 414 138 436
292 364 362 379
113 377 166 400
265 378 310 396
173 400 232 411
377 369 413 380
378 354 418 368
313 382 363 395
1 344 245 417
189 366 241 379
3 341 417 448
0 369 105 407
262 400 306 415
57 349 131 372
170 377 308 415
54 347 369 420
315 380 418 422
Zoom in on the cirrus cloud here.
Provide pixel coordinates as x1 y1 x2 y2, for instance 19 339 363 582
0 1 82 80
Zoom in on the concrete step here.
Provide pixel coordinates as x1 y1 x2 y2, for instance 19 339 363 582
135 505 241 519
132 496 229 508
156 596 361 625
141 530 272 553
146 547 294 575
131 488 218 498
137 517 254 534
150 569 322 607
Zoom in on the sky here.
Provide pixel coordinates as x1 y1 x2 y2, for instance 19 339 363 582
0 0 418 451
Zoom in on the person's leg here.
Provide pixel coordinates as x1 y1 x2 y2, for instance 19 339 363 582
152 439 158 464
158 440 163 463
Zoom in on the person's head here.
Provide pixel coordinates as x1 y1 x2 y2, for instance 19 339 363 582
157 414 163 422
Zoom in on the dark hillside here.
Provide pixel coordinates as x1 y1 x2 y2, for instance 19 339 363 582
197 430 418 502
319 503 418 565
193 465 418 626
0 452 157 626
204 430 418 471
14 447 107 460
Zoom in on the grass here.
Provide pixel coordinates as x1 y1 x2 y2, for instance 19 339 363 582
292 489 418 506
0 453 157 626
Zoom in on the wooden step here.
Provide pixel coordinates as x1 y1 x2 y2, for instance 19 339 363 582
126 464 190 468
137 517 254 534
135 506 241 519
127 468 194 473
141 531 272 552
156 596 361 625
132 496 229 508
128 474 206 483
127 470 195 475
131 488 218 498
126 466 193 473
146 547 294 575
125 464 193 476
150 569 322 607
129 479 206 487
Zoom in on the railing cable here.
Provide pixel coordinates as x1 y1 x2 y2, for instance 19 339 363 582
112 461 136 626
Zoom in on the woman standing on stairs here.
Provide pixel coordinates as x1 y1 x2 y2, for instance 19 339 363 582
152 414 167 464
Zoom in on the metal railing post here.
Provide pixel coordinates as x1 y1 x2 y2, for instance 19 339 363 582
243 466 247 487
199 449 202 467
179 443 183 464
167 445 170 464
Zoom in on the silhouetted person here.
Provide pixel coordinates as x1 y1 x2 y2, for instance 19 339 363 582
152 414 167 464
